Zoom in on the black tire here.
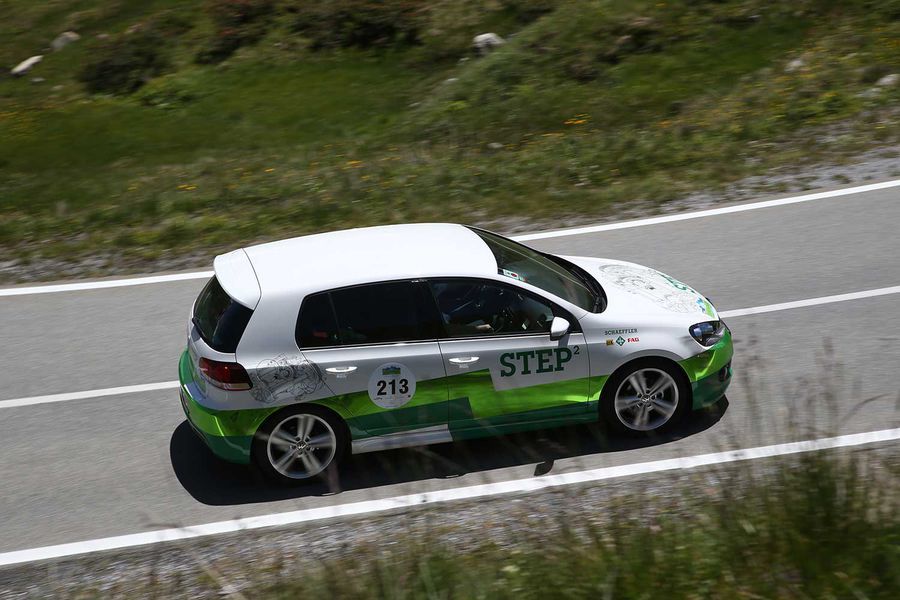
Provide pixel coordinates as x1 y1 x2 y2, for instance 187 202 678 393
600 358 691 436
252 404 349 485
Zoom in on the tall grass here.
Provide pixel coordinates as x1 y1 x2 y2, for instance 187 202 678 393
257 449 898 599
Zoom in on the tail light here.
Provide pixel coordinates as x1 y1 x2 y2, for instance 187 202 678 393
199 357 253 391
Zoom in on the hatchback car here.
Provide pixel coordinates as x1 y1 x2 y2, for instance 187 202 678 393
179 224 732 483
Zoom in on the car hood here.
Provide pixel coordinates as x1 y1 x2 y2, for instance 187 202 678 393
561 255 718 321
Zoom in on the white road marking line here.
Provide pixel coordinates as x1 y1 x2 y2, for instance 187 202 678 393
515 179 900 241
2 179 898 298
0 271 214 298
0 382 179 409
718 285 900 318
0 428 897 568
3 284 900 410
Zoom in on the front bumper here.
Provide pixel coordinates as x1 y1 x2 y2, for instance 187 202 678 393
178 349 275 465
679 329 734 410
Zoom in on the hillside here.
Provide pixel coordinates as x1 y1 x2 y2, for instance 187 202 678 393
2 0 899 279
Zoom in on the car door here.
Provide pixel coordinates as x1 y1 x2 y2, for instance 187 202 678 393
296 280 450 443
430 278 591 434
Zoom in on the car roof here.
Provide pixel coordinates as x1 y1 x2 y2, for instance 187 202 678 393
229 223 498 302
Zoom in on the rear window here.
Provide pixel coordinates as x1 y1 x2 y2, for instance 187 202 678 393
193 276 253 353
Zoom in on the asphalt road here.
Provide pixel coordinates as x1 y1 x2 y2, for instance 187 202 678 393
1 185 899 555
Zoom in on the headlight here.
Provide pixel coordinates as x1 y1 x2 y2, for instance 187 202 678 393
689 320 727 347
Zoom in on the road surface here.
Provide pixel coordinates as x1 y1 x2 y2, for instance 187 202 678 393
1 181 898 564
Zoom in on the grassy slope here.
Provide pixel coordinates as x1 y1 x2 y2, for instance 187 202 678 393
1 0 900 274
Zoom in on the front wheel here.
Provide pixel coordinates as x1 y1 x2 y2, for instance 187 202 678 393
600 359 689 435
252 405 347 484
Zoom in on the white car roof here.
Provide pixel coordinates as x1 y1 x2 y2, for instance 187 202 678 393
220 224 498 305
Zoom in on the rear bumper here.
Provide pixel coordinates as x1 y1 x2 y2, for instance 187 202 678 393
178 349 272 465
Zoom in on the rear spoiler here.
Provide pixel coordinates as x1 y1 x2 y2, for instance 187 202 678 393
213 249 261 309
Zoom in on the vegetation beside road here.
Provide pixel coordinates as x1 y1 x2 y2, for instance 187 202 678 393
2 0 900 277
61 447 899 598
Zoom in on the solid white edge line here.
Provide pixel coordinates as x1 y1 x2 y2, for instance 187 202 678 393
0 382 179 409
1 428 898 568
719 285 900 318
2 179 899 297
2 284 899 410
514 179 900 241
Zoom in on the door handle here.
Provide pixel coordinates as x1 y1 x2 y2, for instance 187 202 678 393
449 356 480 365
325 366 357 374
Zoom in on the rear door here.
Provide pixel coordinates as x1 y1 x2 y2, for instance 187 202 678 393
430 279 591 433
296 280 450 443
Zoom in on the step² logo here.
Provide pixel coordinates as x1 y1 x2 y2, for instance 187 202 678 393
499 347 573 377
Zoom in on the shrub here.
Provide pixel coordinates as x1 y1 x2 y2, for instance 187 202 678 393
288 0 424 50
196 0 276 64
78 27 172 95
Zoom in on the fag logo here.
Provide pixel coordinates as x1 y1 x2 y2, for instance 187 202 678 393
499 348 573 377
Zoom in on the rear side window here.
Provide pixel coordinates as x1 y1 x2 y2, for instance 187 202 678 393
193 276 253 353
296 281 441 347
296 293 340 348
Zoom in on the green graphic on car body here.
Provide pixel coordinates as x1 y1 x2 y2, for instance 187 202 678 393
180 329 732 464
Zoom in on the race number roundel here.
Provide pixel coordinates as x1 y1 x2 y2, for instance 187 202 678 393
368 363 416 409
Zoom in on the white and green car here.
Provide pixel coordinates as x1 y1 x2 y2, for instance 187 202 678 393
179 224 733 483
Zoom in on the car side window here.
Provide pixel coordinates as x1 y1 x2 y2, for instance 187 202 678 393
329 281 441 345
296 292 341 348
429 279 563 338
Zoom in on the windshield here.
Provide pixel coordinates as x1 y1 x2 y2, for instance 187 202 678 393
470 228 598 312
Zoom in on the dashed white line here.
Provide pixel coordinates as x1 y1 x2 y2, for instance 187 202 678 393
718 285 900 318
0 271 214 298
2 179 898 297
2 284 899 410
0 382 179 409
1 428 897 568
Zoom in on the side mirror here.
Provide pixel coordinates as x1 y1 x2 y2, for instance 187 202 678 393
549 316 570 340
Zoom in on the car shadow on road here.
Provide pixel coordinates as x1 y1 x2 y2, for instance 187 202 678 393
170 398 729 506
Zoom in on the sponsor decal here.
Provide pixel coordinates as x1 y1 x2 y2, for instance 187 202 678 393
368 363 416 409
596 263 715 316
500 268 526 282
608 336 640 346
616 336 626 346
499 347 574 377
606 339 614 346
604 328 638 336
249 354 325 404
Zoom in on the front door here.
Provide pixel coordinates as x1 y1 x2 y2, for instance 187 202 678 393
429 279 591 435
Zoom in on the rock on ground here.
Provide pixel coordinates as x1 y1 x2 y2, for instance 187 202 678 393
10 55 42 77
51 31 81 51
473 33 505 55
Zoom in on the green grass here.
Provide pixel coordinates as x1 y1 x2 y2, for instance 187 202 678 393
62 447 900 598
263 453 899 599
1 0 900 277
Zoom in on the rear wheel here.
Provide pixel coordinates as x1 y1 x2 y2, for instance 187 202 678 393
600 359 689 435
252 405 347 484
